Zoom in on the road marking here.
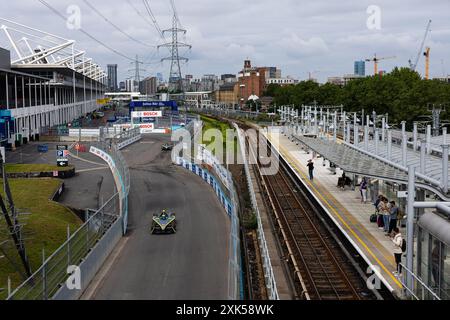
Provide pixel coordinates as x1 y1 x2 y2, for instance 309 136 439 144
68 152 105 166
268 133 402 289
77 167 109 173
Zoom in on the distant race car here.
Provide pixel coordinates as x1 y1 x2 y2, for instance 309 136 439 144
151 210 177 234
161 143 173 151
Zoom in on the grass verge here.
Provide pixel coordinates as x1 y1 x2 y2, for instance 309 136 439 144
5 164 74 174
0 178 81 299
200 115 239 163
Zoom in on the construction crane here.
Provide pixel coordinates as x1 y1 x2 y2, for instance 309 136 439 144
365 54 396 75
409 19 432 71
424 47 430 80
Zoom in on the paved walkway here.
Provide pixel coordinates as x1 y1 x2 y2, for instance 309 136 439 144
265 127 405 295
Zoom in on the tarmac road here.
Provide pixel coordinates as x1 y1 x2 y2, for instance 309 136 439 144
90 134 230 300
5 141 115 211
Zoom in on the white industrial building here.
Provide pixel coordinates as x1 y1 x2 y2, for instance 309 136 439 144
0 19 107 147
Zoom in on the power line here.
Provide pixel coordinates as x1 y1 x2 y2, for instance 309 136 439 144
142 0 165 40
37 0 137 62
126 0 156 30
82 0 155 49
170 0 182 27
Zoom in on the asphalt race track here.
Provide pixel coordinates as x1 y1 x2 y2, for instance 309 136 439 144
90 134 230 300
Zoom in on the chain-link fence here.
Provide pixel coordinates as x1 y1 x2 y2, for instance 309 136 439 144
89 139 131 234
7 193 119 300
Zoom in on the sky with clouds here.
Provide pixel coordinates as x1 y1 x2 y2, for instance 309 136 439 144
1 0 450 83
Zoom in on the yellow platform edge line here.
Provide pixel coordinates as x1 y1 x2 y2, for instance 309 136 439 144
267 133 402 289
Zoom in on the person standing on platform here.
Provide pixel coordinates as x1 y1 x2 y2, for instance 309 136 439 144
307 160 315 180
379 197 390 232
360 178 368 203
391 227 403 276
388 201 399 235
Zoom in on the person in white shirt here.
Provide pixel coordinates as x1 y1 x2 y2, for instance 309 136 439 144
391 227 403 276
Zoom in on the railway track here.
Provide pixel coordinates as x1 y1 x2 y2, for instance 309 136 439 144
246 131 373 300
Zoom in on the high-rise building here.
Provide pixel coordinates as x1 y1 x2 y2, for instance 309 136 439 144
200 74 219 91
139 77 158 95
354 60 366 77
107 64 118 92
125 79 134 92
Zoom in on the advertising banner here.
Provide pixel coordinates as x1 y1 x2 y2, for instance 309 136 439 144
138 123 154 133
131 111 163 118
96 98 111 105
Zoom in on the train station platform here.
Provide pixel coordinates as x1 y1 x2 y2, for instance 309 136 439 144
264 127 405 297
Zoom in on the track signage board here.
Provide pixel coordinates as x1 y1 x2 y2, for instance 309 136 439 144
57 158 69 167
56 150 69 158
56 145 68 151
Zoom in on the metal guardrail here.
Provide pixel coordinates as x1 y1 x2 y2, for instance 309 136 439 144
90 140 131 234
233 123 279 300
188 107 265 121
399 263 441 300
7 193 119 300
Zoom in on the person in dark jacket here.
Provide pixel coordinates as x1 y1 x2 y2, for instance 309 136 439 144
388 201 399 235
307 160 315 180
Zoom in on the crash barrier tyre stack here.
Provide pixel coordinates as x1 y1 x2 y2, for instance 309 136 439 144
233 123 280 300
6 140 131 300
174 121 243 300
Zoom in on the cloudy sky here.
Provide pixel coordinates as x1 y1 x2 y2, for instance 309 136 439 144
1 0 450 83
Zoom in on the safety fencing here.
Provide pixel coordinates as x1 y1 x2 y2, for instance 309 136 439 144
399 263 441 300
7 193 120 300
89 140 131 234
174 120 243 300
188 107 262 120
233 123 280 300
6 135 132 300
110 127 142 150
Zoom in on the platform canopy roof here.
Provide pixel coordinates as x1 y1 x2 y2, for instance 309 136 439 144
294 135 450 200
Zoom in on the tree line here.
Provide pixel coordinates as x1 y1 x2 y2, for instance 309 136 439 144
265 68 450 128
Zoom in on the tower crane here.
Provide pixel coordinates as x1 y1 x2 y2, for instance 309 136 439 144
365 54 396 75
409 19 432 71
424 47 431 80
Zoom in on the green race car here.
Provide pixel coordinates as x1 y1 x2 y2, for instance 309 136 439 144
151 210 177 234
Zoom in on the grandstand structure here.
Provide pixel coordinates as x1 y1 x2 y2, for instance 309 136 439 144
0 19 106 146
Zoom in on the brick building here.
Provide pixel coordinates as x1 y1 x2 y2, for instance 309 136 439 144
237 60 267 107
215 82 239 106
